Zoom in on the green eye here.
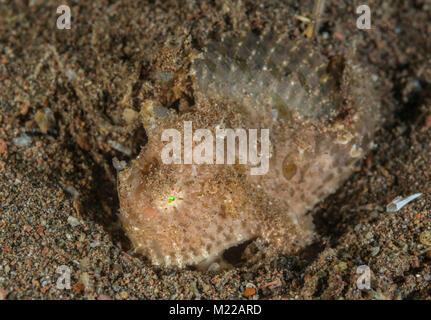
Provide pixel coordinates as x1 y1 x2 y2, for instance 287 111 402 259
168 196 175 203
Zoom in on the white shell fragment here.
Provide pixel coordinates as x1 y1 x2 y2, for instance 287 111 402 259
386 193 423 213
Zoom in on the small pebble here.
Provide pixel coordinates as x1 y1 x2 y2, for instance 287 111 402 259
419 231 431 246
108 140 132 156
243 287 256 298
0 289 10 300
276 255 298 271
90 241 100 248
64 185 80 198
207 262 220 272
67 216 81 227
73 282 85 293
0 139 7 155
12 133 32 147
371 246 380 257
122 108 139 124
65 69 78 81
79 272 93 291
34 108 55 134
112 157 127 171
334 262 348 271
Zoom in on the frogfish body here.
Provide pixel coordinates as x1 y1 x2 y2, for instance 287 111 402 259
117 34 382 269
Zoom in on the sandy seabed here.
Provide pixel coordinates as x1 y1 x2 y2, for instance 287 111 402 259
0 0 430 299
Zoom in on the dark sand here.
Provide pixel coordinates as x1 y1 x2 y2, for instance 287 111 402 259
0 0 430 299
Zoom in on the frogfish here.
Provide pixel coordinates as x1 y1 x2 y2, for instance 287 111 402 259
117 33 382 269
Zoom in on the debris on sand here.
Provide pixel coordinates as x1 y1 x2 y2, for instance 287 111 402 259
386 193 423 213
12 133 32 147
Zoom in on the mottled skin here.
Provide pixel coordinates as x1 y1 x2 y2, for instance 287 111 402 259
118 34 382 269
